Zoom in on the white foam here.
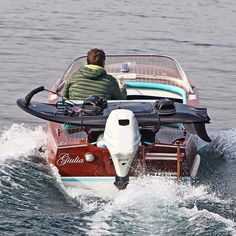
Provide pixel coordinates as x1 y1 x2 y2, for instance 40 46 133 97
181 204 236 234
48 164 236 235
45 130 236 235
86 176 235 235
0 124 47 163
49 164 105 213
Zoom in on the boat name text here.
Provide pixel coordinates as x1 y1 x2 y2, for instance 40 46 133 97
57 153 84 166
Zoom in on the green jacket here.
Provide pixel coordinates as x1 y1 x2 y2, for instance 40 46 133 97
63 65 127 100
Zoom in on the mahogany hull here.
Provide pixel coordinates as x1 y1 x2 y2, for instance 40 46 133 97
47 122 199 184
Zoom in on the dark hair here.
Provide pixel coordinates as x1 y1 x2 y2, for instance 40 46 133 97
87 48 106 67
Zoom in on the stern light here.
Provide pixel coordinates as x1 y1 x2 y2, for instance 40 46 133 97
84 153 95 162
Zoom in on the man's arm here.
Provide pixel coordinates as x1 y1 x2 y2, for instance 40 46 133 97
62 80 70 99
110 77 127 100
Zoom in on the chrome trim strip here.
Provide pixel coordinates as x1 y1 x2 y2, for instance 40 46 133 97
154 144 185 148
58 144 88 149
146 156 177 161
146 153 178 157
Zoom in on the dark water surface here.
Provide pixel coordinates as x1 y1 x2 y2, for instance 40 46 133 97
0 0 235 235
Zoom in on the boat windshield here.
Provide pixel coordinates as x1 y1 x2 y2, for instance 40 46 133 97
57 55 192 93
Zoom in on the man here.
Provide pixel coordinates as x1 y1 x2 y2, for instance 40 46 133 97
63 48 127 100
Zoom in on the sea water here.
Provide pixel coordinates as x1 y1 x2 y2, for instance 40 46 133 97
0 125 235 235
0 0 236 235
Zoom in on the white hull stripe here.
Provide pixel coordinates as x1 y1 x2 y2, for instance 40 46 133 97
62 177 115 182
61 176 191 183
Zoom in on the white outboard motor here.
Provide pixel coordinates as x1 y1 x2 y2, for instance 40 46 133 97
102 109 141 188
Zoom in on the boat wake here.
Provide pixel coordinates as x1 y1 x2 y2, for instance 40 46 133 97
84 177 235 235
62 129 236 235
49 164 108 213
0 124 48 211
0 125 235 235
0 124 47 163
0 124 85 235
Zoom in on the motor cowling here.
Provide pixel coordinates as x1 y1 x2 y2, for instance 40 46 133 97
103 109 141 178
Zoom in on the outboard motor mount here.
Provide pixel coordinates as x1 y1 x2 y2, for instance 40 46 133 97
102 109 141 189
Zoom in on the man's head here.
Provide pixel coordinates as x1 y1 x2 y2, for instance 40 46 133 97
87 48 106 67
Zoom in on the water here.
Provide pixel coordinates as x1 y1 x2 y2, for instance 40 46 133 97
0 0 235 235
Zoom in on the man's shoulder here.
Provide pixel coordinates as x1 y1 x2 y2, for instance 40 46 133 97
69 70 85 80
104 73 116 81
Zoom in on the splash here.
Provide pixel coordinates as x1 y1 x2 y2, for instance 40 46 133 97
181 205 236 235
206 128 236 159
49 164 107 213
0 124 47 163
86 177 236 235
45 128 236 235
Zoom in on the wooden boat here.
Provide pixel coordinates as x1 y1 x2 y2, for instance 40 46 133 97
17 55 211 194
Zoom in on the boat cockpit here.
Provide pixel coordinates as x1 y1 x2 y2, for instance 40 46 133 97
54 55 196 106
